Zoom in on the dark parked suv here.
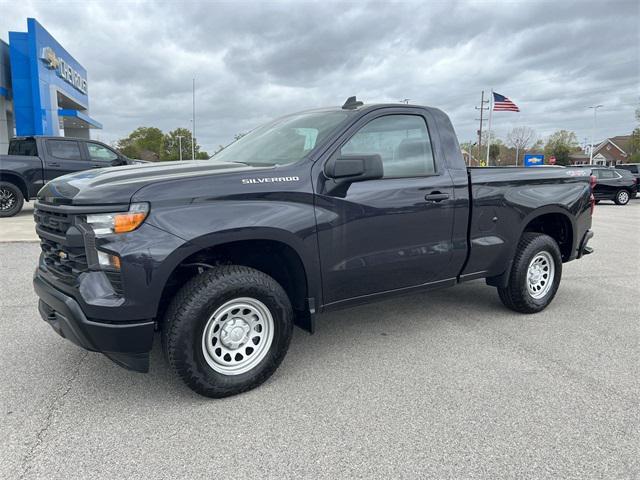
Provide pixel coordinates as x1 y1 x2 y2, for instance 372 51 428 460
615 163 640 194
591 167 637 205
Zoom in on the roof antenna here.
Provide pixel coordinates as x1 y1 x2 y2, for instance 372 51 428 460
342 96 364 110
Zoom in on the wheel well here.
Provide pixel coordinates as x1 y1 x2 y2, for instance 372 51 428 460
0 173 28 199
523 213 573 261
159 239 309 321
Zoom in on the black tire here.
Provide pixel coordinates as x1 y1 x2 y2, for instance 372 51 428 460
0 181 24 217
162 265 293 398
614 189 630 205
497 233 562 314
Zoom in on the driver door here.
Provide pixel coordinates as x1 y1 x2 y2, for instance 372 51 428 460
314 111 457 306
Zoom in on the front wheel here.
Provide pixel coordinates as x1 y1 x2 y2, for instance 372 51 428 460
614 189 630 205
163 265 293 398
0 182 24 217
497 233 562 313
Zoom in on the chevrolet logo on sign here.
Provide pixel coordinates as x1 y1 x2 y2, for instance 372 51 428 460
41 47 60 69
40 46 88 95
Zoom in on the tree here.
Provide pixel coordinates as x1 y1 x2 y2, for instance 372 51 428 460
489 143 500 163
116 127 164 161
506 127 536 165
530 139 544 152
629 107 640 162
117 127 209 161
162 128 208 161
459 141 480 165
544 130 579 166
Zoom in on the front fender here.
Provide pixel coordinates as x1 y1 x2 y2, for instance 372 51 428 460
144 197 322 309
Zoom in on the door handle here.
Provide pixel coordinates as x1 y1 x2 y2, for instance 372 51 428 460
48 162 60 167
424 192 449 202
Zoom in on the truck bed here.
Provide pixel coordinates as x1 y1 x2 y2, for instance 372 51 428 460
461 166 592 282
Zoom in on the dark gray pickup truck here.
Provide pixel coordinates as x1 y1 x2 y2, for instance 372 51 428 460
32 99 595 398
0 136 140 217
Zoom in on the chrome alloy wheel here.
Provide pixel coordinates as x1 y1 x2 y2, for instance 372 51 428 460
527 251 555 299
0 187 16 211
617 190 629 204
201 297 274 375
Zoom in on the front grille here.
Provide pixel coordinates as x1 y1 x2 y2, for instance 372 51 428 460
33 208 72 235
34 204 124 296
40 237 88 287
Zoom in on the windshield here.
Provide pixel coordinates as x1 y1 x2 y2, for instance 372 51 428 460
211 111 350 166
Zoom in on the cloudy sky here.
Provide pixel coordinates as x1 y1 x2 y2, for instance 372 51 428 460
1 0 638 152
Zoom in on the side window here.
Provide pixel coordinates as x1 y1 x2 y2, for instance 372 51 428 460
598 169 615 179
8 139 38 156
340 115 436 178
47 140 81 160
87 143 119 162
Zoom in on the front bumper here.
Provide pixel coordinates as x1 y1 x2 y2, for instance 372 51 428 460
34 271 155 372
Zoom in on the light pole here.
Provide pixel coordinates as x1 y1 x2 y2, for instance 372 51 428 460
176 135 184 161
191 78 196 161
588 105 603 165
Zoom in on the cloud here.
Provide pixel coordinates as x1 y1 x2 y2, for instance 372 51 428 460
1 0 638 152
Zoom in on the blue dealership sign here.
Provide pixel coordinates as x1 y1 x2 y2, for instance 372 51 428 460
524 154 544 167
8 18 100 137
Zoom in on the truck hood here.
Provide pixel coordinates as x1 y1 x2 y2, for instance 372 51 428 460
37 160 268 205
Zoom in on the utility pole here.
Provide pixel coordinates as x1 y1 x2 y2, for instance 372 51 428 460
192 78 196 161
475 91 489 164
177 135 184 161
588 105 603 165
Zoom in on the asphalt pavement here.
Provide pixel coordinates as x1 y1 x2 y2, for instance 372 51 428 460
0 202 638 479
0 202 36 242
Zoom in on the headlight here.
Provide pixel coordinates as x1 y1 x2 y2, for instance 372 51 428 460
86 203 149 235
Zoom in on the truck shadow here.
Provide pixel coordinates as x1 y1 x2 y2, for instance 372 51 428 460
78 279 511 401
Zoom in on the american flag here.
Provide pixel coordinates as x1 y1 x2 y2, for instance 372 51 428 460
492 92 520 112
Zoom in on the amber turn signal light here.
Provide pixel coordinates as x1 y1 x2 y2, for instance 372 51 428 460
114 211 148 233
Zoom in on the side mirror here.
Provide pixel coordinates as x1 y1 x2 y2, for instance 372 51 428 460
325 154 383 182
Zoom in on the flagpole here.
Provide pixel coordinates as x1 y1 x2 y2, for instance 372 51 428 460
485 90 493 165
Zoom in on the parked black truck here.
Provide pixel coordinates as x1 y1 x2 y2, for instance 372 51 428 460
33 99 595 397
0 136 142 217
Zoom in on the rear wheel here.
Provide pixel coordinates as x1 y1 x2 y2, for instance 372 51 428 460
614 189 630 205
497 233 562 313
163 265 293 398
0 182 24 217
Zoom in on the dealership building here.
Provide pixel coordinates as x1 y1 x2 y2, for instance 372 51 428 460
0 18 101 153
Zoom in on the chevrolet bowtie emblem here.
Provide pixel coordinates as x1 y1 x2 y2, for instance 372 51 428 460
41 47 60 70
58 251 68 260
